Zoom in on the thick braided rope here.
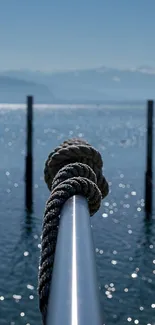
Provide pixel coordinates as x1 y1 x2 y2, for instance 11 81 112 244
38 138 109 323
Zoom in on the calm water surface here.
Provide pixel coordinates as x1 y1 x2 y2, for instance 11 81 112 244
0 105 155 325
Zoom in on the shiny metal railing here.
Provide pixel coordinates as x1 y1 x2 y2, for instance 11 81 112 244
46 195 103 325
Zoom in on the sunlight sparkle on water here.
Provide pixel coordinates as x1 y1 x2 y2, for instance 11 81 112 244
104 202 109 207
102 213 108 218
27 284 34 290
13 294 22 300
124 204 130 208
107 294 113 299
131 273 138 278
78 133 83 137
119 183 125 188
24 251 29 256
110 283 114 287
125 194 129 199
127 317 132 322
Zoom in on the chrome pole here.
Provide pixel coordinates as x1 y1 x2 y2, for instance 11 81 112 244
46 195 103 325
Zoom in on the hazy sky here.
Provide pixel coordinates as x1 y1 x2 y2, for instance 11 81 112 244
1 0 155 71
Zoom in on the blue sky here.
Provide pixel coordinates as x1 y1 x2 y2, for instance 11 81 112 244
0 0 155 71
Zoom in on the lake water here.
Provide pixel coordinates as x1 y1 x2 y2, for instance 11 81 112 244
0 104 155 325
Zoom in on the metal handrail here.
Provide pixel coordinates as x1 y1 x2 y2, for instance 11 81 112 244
46 195 103 325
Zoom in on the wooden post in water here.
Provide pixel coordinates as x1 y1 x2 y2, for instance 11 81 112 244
25 96 33 212
145 100 154 218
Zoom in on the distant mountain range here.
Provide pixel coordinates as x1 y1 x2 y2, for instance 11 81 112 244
0 75 52 103
0 66 155 103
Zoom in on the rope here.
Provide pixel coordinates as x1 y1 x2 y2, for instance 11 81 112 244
38 138 109 323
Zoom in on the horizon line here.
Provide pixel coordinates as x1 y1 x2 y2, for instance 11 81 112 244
1 64 155 74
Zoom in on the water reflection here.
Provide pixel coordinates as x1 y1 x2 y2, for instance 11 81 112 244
25 212 33 235
122 219 155 323
8 211 39 279
0 204 42 323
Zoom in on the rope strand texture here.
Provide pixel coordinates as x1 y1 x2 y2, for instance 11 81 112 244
38 138 109 323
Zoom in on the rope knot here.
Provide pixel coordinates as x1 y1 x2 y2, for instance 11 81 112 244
44 138 108 198
38 138 109 324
